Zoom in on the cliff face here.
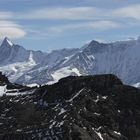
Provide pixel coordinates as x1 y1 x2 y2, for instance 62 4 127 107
0 74 140 140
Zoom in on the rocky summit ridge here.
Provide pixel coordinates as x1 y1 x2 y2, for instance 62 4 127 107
0 73 140 140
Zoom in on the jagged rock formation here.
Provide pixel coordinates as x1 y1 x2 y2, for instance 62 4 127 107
0 74 140 139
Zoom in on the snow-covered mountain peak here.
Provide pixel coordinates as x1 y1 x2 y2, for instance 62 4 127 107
1 37 13 48
83 39 107 54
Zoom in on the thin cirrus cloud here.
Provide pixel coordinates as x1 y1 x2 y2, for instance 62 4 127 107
25 21 119 40
0 20 26 39
1 4 140 40
113 4 140 20
20 4 140 22
49 21 121 33
21 7 101 20
18 5 140 36
17 7 122 39
0 12 26 39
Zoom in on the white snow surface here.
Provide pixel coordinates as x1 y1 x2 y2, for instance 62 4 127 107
58 108 66 115
0 85 35 97
114 131 121 136
95 131 104 140
6 39 13 47
0 54 36 82
0 85 7 96
66 89 84 102
133 82 140 88
27 83 39 87
6 89 35 96
50 66 81 84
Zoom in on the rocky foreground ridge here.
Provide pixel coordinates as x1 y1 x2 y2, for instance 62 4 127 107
0 73 140 140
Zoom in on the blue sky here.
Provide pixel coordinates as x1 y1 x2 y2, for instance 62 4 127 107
0 0 140 51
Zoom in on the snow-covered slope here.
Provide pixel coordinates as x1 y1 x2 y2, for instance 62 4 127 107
78 39 140 85
47 37 140 85
0 37 48 84
0 37 140 85
0 37 80 84
47 66 81 84
133 82 140 88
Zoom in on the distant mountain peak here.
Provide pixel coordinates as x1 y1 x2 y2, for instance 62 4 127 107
1 37 13 48
88 40 100 47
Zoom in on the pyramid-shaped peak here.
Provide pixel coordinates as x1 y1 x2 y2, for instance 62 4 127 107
88 40 100 46
1 37 13 48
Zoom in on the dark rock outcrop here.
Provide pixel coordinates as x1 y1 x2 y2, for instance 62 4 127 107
0 72 9 85
0 74 140 140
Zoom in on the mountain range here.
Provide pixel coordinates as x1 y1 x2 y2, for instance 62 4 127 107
1 37 140 140
0 37 140 86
